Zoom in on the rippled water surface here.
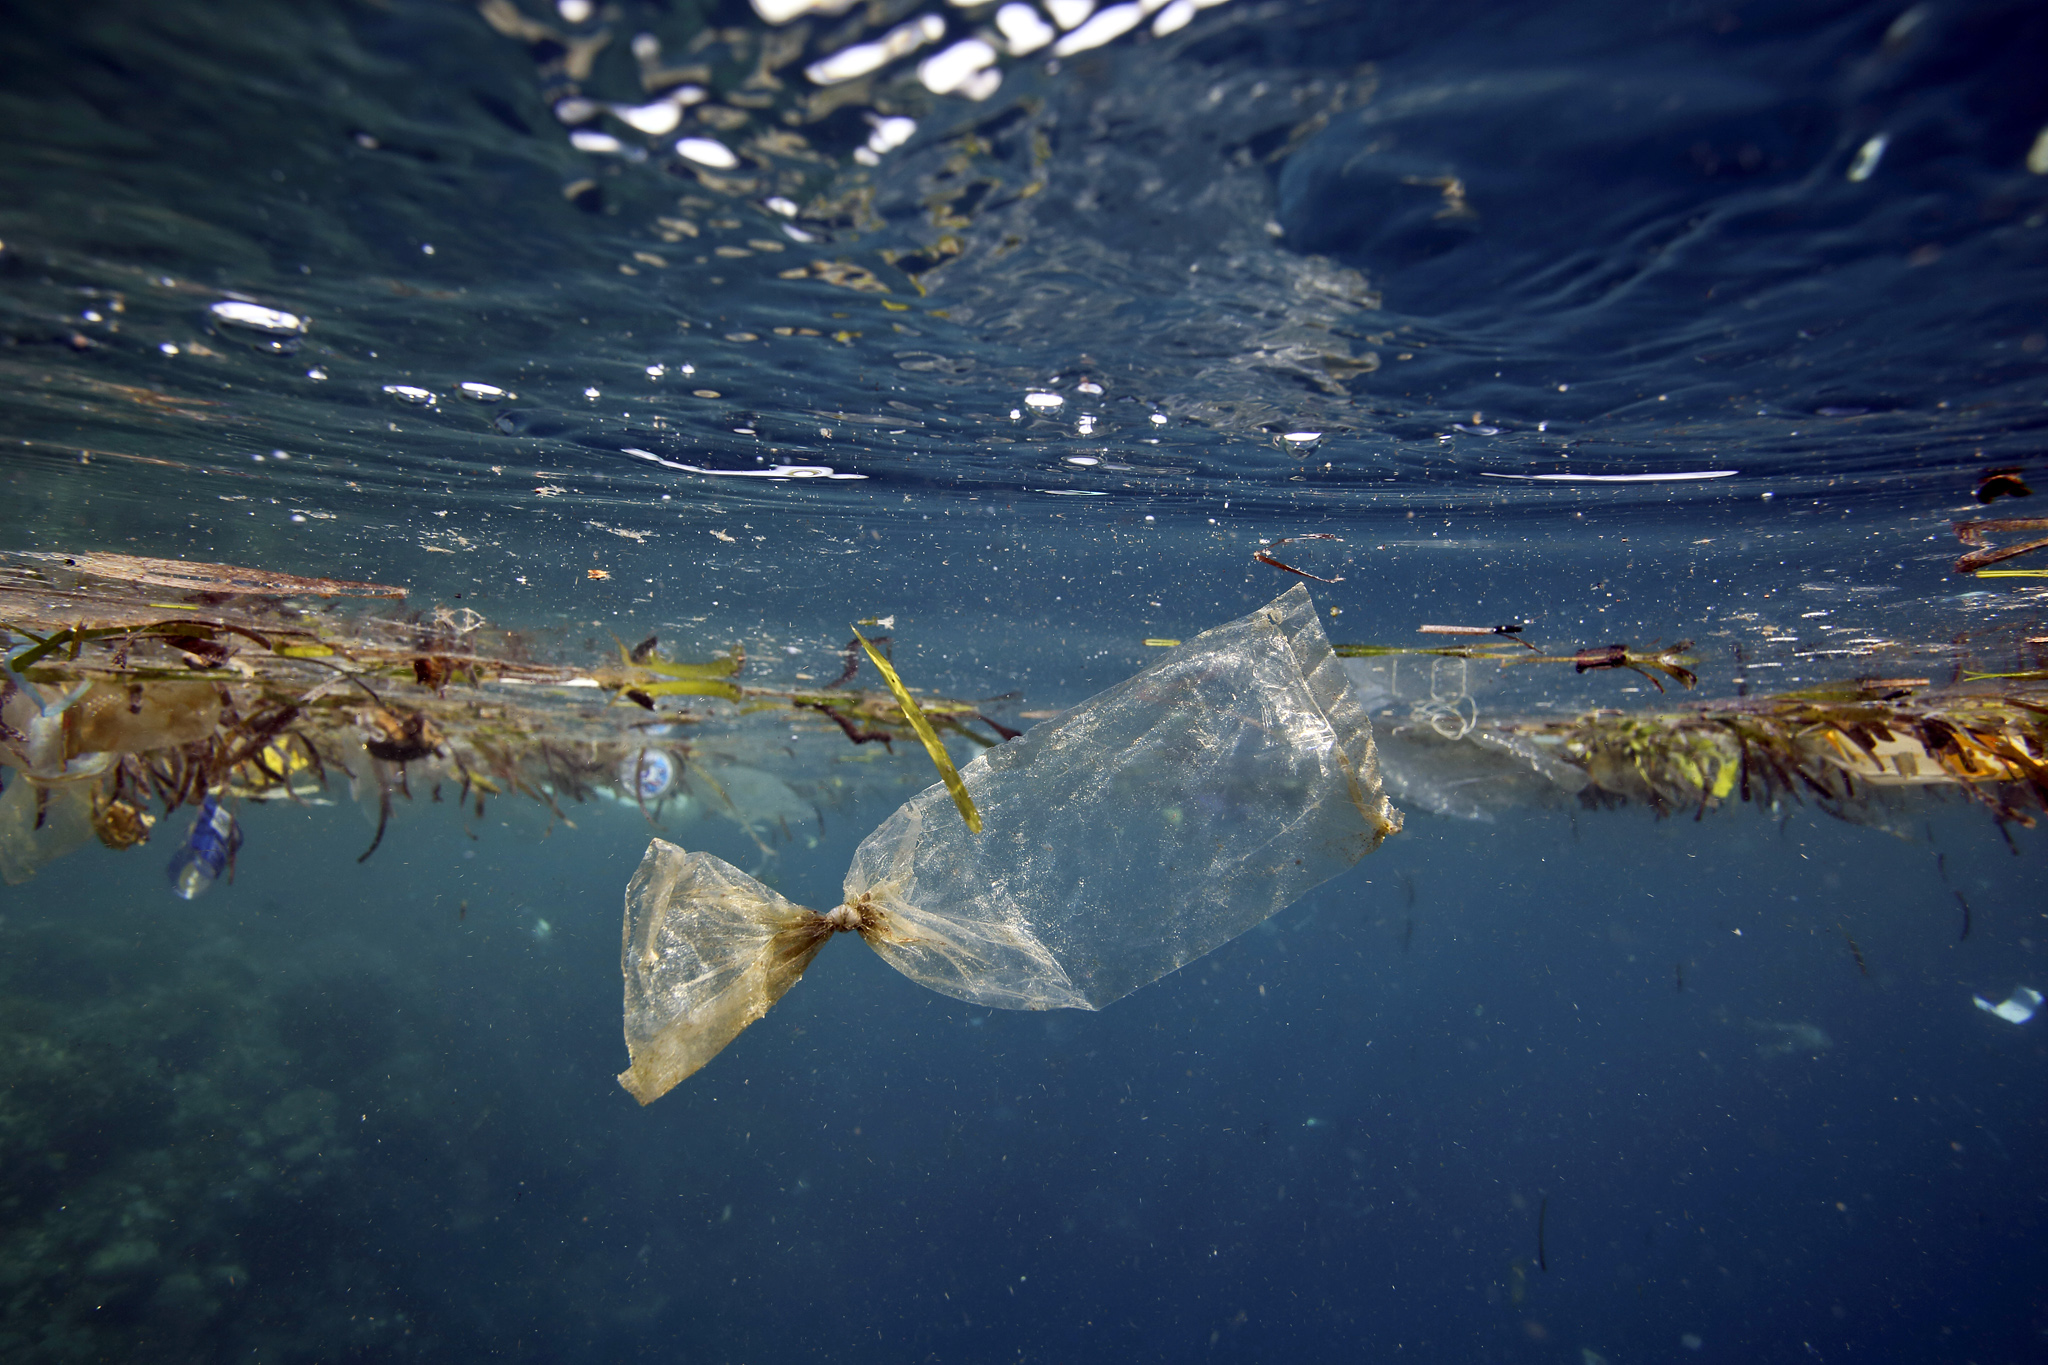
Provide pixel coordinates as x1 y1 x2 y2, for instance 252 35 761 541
3 1 2046 1361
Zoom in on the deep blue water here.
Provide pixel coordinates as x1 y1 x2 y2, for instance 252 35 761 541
2 0 2046 1361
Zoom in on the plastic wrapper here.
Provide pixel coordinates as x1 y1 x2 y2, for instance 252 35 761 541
618 585 1403 1103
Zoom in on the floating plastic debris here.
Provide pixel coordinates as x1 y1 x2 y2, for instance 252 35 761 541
166 794 240 900
615 586 1401 1101
0 550 1016 882
619 748 677 802
1974 987 2042 1024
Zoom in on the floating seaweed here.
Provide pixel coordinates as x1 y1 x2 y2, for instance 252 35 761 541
0 552 1008 882
1373 677 2048 831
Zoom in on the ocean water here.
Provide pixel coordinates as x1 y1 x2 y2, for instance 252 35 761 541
2 0 2046 1361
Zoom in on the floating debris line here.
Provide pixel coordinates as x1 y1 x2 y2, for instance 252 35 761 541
0 553 1007 883
5 553 2047 886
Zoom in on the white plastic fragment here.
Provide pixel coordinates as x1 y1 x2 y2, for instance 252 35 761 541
1974 987 2042 1024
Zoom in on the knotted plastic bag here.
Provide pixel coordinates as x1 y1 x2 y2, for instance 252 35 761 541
618 584 1402 1103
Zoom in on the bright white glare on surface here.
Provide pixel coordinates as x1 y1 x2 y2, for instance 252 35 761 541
1480 470 1737 482
806 15 945 85
381 384 437 406
675 137 740 169
863 115 918 160
553 97 600 124
1054 3 1142 54
570 129 625 154
556 0 593 22
2028 126 2048 175
458 382 507 401
1282 431 1322 444
1025 392 1065 409
1066 456 1101 466
1076 414 1097 435
645 364 666 378
751 0 860 22
1975 987 2042 1024
1847 133 1887 182
1151 0 1194 34
612 100 685 135
1045 0 1095 29
996 3 1057 53
209 300 304 334
764 196 799 216
1076 380 1103 394
622 448 868 480
920 39 998 95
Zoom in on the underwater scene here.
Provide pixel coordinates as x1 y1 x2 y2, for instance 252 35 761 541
3 0 2046 1360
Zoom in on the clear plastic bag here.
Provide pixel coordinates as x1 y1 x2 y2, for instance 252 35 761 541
617 585 1402 1103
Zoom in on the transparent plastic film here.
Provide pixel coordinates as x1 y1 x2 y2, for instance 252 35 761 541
850 582 1400 1009
617 839 834 1104
618 586 1402 1102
